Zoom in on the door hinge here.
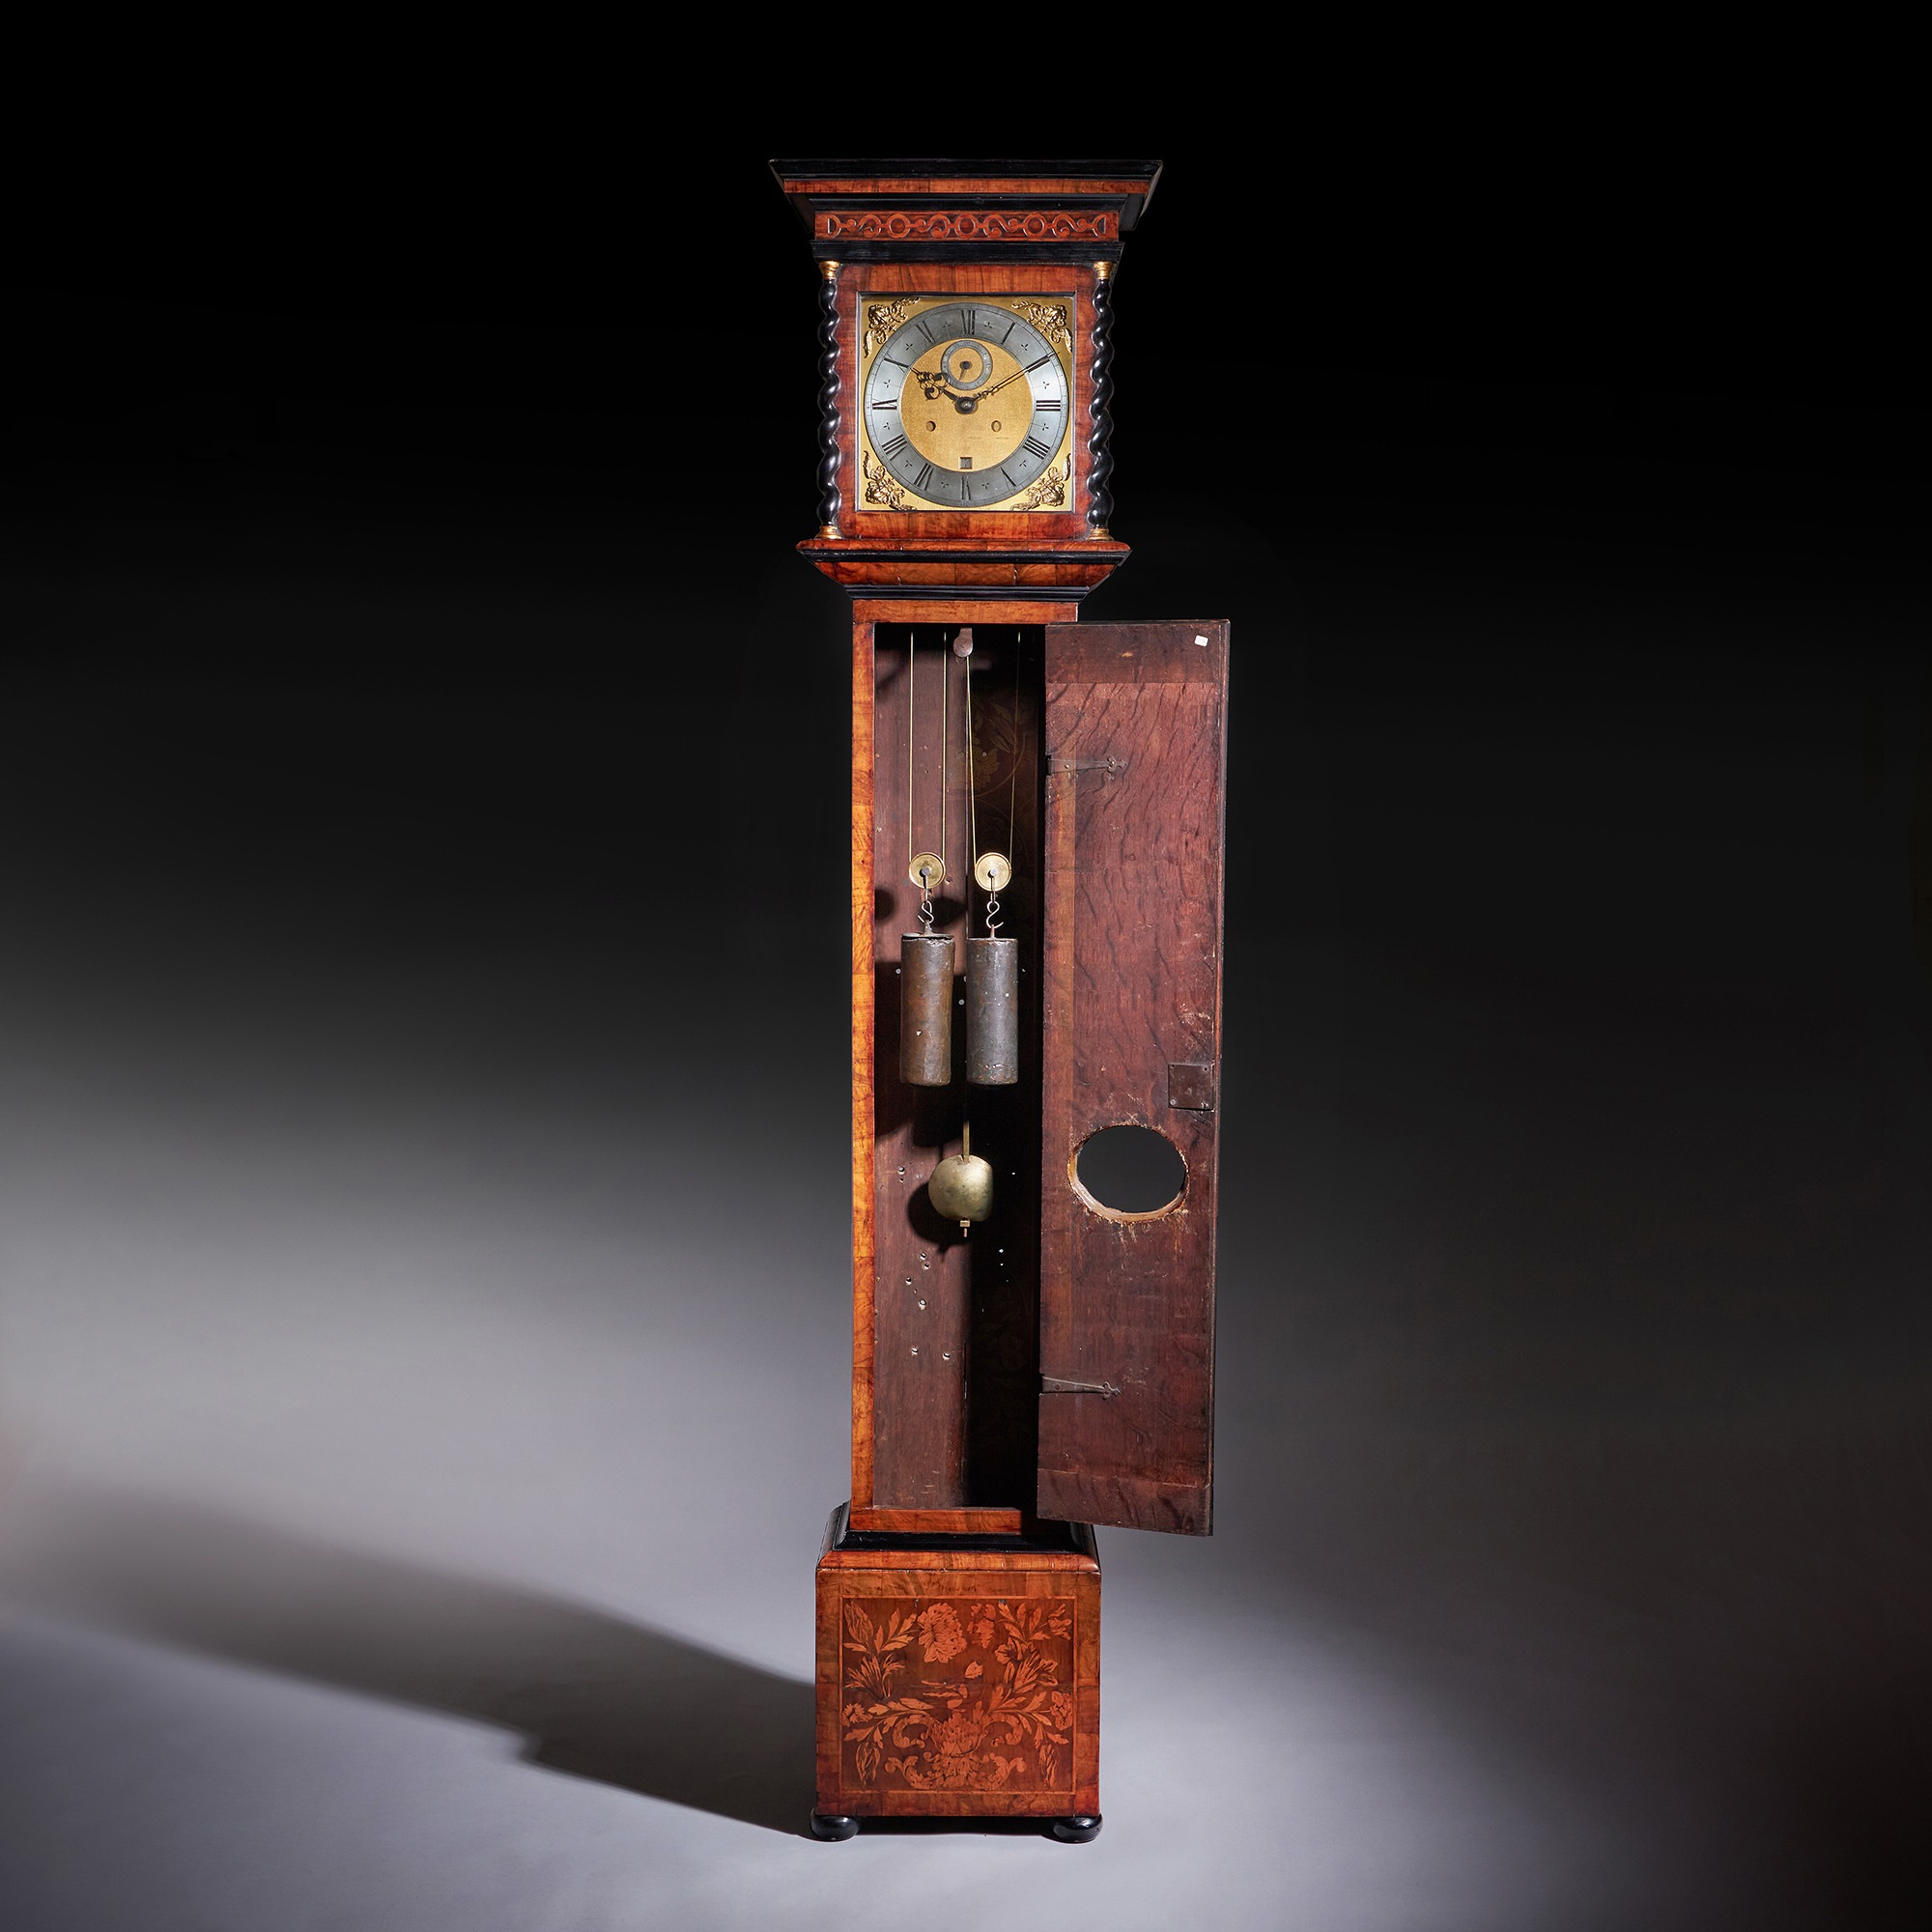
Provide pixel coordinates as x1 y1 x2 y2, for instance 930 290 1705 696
1046 753 1127 777
1040 1375 1121 1398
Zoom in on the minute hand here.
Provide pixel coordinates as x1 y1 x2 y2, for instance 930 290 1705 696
975 367 1038 405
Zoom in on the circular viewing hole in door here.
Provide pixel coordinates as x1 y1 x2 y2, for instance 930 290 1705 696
1072 1123 1187 1219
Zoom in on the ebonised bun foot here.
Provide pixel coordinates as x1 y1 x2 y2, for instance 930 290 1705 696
810 1812 860 1841
1048 1814 1102 1843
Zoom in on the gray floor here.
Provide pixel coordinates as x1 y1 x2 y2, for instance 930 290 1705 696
1 953 1921 1930
0 1087 1639 1932
2 465 1925 1928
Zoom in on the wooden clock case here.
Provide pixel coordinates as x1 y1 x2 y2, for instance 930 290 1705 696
773 160 1227 1841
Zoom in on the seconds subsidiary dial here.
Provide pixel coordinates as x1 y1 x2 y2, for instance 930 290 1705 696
863 299 1071 510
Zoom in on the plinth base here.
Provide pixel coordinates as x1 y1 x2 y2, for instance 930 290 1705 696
813 1503 1100 1824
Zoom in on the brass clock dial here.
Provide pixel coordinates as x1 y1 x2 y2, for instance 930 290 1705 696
862 298 1071 510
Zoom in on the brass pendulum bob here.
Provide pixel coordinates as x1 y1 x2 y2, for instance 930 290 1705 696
899 855 952 1088
927 1122 994 1237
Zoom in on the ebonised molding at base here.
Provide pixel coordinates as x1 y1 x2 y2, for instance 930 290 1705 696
1048 1815 1103 1844
823 1501 1094 1557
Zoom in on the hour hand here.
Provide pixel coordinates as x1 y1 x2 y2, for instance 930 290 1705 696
918 377 979 413
920 379 981 410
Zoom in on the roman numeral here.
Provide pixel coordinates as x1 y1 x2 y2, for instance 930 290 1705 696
879 434 909 459
961 307 977 335
870 398 898 409
1023 435 1053 460
1034 397 1062 411
881 355 910 369
915 319 938 346
1001 468 1018 489
913 461 936 492
999 319 1015 343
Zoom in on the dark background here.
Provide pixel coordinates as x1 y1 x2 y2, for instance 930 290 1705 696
4 114 1926 1930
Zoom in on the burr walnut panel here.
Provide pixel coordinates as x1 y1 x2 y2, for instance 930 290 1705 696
1037 622 1229 1537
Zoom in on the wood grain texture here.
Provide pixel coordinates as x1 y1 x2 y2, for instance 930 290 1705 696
850 598 1071 627
851 621 877 1505
1036 622 1230 1537
847 1507 1024 1535
819 1548 1098 1575
1038 716 1078 1488
870 627 972 1504
868 627 1043 1510
815 1524 1100 1818
807 263 1106 550
779 171 1156 197
798 550 1124 594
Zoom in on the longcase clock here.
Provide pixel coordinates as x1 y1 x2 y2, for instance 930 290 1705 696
773 158 1228 1843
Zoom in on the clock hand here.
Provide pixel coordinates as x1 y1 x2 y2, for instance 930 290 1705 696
974 367 1034 404
916 373 983 413
939 367 1035 415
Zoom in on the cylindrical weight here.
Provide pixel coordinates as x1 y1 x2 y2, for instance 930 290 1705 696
966 936 1018 1085
899 933 954 1087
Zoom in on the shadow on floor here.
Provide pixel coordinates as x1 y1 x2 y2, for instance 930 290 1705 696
0 1481 815 1835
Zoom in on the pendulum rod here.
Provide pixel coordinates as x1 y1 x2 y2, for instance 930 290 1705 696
900 632 953 1087
940 634 947 895
929 624 1004 1233
908 631 915 904
966 628 979 897
1008 634 1022 892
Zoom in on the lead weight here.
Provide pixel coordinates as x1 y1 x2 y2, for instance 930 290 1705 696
899 932 954 1087
966 936 1018 1085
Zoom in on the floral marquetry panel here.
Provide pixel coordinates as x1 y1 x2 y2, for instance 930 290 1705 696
840 1597 1077 1794
814 1532 1101 1818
